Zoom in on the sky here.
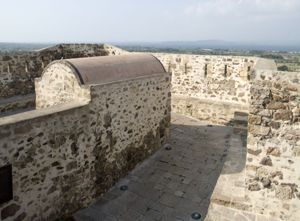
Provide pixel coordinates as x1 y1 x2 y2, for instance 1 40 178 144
0 0 299 45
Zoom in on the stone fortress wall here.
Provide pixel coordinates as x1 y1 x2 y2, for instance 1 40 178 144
153 52 300 220
245 70 300 220
0 44 127 115
0 54 171 221
1 44 299 221
154 53 261 125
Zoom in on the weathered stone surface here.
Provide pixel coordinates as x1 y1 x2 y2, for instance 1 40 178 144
248 125 270 136
248 115 261 125
256 167 270 180
246 70 300 220
0 44 125 99
261 177 271 188
14 212 26 221
0 67 171 221
274 110 292 121
1 204 21 220
266 147 281 157
270 171 283 179
248 182 261 191
270 121 281 129
257 109 272 117
14 124 33 134
260 156 273 166
247 148 262 156
275 185 293 200
155 53 254 124
266 101 286 110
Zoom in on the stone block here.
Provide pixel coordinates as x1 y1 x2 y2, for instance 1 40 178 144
270 121 280 129
1 203 21 220
266 101 286 110
274 110 292 121
260 156 273 166
275 185 293 200
266 147 281 157
248 181 261 191
248 115 261 125
257 109 272 117
248 125 270 136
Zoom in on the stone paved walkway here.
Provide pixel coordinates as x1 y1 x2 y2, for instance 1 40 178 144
74 113 246 221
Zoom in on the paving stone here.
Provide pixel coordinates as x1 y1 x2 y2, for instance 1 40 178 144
159 192 181 208
74 113 235 221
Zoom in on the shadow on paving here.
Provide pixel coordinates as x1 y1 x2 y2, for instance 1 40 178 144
73 114 247 221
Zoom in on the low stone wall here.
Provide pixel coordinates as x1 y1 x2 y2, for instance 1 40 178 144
154 53 256 104
154 53 259 124
0 94 35 116
245 70 300 220
0 44 127 97
172 96 248 125
0 44 104 98
0 44 127 114
0 74 171 221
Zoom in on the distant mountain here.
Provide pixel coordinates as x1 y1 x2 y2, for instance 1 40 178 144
115 40 300 52
1 41 299 53
0 42 53 52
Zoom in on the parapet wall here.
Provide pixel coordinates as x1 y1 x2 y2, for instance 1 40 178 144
0 44 104 98
154 53 260 124
0 70 171 220
246 70 300 220
0 44 127 114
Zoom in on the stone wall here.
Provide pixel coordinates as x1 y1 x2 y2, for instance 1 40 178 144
35 62 90 109
172 96 248 125
154 53 259 124
0 94 35 115
245 70 300 220
0 44 104 98
0 74 171 221
0 44 126 114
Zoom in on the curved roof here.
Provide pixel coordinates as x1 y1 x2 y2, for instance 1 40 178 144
63 54 166 85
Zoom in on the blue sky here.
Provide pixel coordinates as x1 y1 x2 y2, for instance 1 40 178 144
0 0 299 44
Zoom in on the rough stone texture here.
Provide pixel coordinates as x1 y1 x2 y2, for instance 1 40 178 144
0 72 171 221
0 44 126 114
154 53 258 124
0 45 298 220
245 70 300 220
0 94 35 116
171 96 248 126
199 69 300 221
35 62 90 109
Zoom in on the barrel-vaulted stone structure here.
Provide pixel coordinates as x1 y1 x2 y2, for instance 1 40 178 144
0 43 128 115
0 54 171 221
35 54 166 109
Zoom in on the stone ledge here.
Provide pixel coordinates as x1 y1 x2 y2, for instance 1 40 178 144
0 99 89 126
173 95 249 110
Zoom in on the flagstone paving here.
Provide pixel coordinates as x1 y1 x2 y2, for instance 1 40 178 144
74 113 247 221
